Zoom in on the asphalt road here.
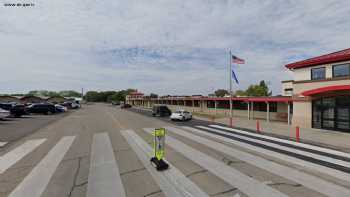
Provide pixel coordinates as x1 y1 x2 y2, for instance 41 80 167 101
1 103 350 197
0 112 70 146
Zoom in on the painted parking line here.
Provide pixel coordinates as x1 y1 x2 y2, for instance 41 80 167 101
189 126 350 182
199 126 350 169
87 133 126 197
0 139 46 174
0 142 7 147
121 129 209 197
210 125 350 159
143 128 289 197
170 126 350 197
9 136 75 197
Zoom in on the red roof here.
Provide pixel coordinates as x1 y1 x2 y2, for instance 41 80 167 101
129 92 144 96
301 85 350 96
285 48 350 69
151 96 292 103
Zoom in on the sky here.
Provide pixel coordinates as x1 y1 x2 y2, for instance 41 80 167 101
1 0 350 96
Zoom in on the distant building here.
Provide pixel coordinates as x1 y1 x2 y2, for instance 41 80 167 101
46 96 66 104
0 95 21 103
20 95 45 104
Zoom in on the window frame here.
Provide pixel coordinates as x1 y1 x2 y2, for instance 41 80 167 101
332 63 350 78
310 67 326 80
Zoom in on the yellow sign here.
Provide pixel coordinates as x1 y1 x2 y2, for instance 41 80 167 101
153 128 166 160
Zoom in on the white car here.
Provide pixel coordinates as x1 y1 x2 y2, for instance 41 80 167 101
0 108 10 119
170 110 192 121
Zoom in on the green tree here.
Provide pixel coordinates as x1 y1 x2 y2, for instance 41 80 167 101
245 80 272 96
85 91 100 102
234 90 246 96
214 89 229 97
59 90 81 97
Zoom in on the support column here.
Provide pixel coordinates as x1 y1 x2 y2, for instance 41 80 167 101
251 102 254 120
214 101 218 115
192 100 195 112
247 102 250 120
266 102 270 122
287 102 291 125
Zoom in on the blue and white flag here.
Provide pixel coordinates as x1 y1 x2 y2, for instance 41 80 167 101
232 69 239 84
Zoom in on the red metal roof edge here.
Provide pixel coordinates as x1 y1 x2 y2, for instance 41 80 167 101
301 85 350 96
147 96 292 102
285 48 350 69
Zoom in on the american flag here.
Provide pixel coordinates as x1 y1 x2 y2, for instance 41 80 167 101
232 55 245 64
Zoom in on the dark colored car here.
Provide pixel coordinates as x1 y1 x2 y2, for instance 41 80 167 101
0 103 27 117
152 105 171 117
121 104 132 109
26 103 56 115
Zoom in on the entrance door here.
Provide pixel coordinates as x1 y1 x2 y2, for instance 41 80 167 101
321 97 335 130
335 96 350 131
312 96 350 132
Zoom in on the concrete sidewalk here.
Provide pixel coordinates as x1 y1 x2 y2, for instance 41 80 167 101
194 115 350 152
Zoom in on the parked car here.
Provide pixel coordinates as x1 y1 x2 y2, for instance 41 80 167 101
62 101 80 109
121 104 132 109
26 103 56 115
152 105 171 117
112 101 120 105
170 110 192 121
0 103 27 118
55 104 67 113
0 108 10 119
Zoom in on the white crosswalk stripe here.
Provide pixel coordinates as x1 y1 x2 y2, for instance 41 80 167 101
122 129 209 197
87 132 126 197
0 138 46 174
143 128 289 197
0 141 7 147
199 125 350 169
192 125 350 182
170 126 350 197
210 124 350 159
9 136 75 197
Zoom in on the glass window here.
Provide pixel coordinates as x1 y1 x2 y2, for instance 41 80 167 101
311 67 326 80
333 64 350 77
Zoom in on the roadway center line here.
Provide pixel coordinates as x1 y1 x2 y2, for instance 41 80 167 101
87 132 126 197
199 126 350 169
8 136 75 197
189 126 350 182
210 125 350 159
121 129 209 197
170 126 350 197
0 138 46 174
143 128 289 197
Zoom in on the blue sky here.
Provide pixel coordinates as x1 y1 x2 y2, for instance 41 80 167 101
1 0 350 95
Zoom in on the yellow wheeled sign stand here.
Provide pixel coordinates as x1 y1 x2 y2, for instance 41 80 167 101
150 128 169 171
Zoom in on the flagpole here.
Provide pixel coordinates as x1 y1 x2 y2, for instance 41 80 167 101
229 50 233 118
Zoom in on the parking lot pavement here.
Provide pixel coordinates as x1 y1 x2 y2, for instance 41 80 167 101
0 112 71 147
1 103 350 197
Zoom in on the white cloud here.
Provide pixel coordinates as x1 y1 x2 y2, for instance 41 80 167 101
1 0 350 95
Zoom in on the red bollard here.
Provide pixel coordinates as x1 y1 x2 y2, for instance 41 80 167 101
229 117 233 128
256 120 260 133
296 126 300 142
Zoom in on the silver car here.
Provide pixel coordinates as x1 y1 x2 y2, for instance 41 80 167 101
0 108 10 119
